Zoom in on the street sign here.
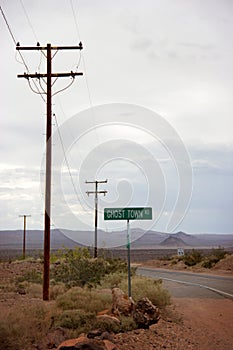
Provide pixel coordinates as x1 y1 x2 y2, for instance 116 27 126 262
104 207 152 221
103 206 152 298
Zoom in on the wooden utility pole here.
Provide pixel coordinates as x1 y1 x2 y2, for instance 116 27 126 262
19 214 31 259
86 180 108 258
17 43 83 300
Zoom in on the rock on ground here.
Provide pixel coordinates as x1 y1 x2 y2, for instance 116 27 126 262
111 287 134 316
58 336 117 350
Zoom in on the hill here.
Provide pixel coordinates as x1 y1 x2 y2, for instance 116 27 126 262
0 229 232 250
158 235 188 247
0 229 79 250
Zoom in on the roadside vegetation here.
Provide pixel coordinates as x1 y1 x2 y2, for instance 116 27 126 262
0 247 171 349
161 247 227 268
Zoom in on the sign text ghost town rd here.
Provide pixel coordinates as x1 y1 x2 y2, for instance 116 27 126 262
104 207 152 221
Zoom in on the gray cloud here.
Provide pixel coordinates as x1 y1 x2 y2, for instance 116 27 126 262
1 0 233 234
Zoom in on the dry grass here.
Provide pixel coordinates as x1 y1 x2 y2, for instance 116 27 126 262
56 286 112 313
0 301 55 350
100 273 171 308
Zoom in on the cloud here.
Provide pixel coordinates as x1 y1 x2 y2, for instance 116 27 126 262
190 143 233 174
1 0 233 233
131 37 153 51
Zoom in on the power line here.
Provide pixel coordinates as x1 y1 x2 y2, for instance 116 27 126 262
52 76 75 97
53 113 80 202
0 5 17 45
19 0 39 42
70 0 81 40
0 5 46 102
69 1 100 145
19 214 31 259
17 42 83 301
86 180 108 258
0 6 29 70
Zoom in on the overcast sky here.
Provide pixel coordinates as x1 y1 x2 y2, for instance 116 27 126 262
1 0 233 236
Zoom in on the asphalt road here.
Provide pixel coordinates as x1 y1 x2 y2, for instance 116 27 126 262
137 267 233 299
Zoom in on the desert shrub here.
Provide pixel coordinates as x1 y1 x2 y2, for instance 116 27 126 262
119 315 137 331
202 247 226 268
88 314 137 334
183 250 203 266
117 275 170 308
56 311 137 335
100 271 128 288
101 272 170 308
104 257 128 274
0 303 52 350
57 309 94 329
0 283 15 292
55 286 138 335
51 247 129 288
56 287 112 313
26 282 42 298
12 280 42 297
210 247 226 260
15 269 42 284
170 258 179 265
202 258 216 269
50 282 67 300
93 317 121 333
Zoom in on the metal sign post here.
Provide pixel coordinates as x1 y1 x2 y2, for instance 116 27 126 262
126 219 131 297
104 207 152 297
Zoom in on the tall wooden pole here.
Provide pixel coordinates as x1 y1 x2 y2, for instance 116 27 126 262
43 43 52 300
17 42 83 300
19 214 31 259
86 180 108 258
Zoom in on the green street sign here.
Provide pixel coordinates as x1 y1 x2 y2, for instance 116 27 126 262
104 207 152 221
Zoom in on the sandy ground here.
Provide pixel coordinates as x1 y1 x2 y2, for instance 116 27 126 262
173 298 233 350
113 297 233 350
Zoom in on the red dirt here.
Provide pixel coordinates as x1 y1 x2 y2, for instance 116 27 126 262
173 298 233 350
113 297 233 350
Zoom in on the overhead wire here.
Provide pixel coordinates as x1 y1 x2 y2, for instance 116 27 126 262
71 51 82 72
18 1 46 101
52 77 75 97
38 78 47 94
19 0 44 72
27 78 46 95
70 0 109 232
1 2 90 222
19 0 39 42
69 0 100 145
19 0 78 99
53 113 80 203
0 5 46 102
1 5 29 71
0 6 18 46
17 1 82 221
20 0 84 209
17 0 83 189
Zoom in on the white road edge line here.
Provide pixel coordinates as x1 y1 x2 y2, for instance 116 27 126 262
160 276 233 299
138 270 233 300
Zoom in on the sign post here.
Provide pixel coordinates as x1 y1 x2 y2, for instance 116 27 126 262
126 219 131 297
104 207 152 297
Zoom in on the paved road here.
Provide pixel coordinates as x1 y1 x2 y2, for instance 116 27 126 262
137 267 233 299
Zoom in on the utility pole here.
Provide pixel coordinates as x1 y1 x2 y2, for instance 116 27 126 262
17 43 83 300
19 215 31 259
86 180 108 258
